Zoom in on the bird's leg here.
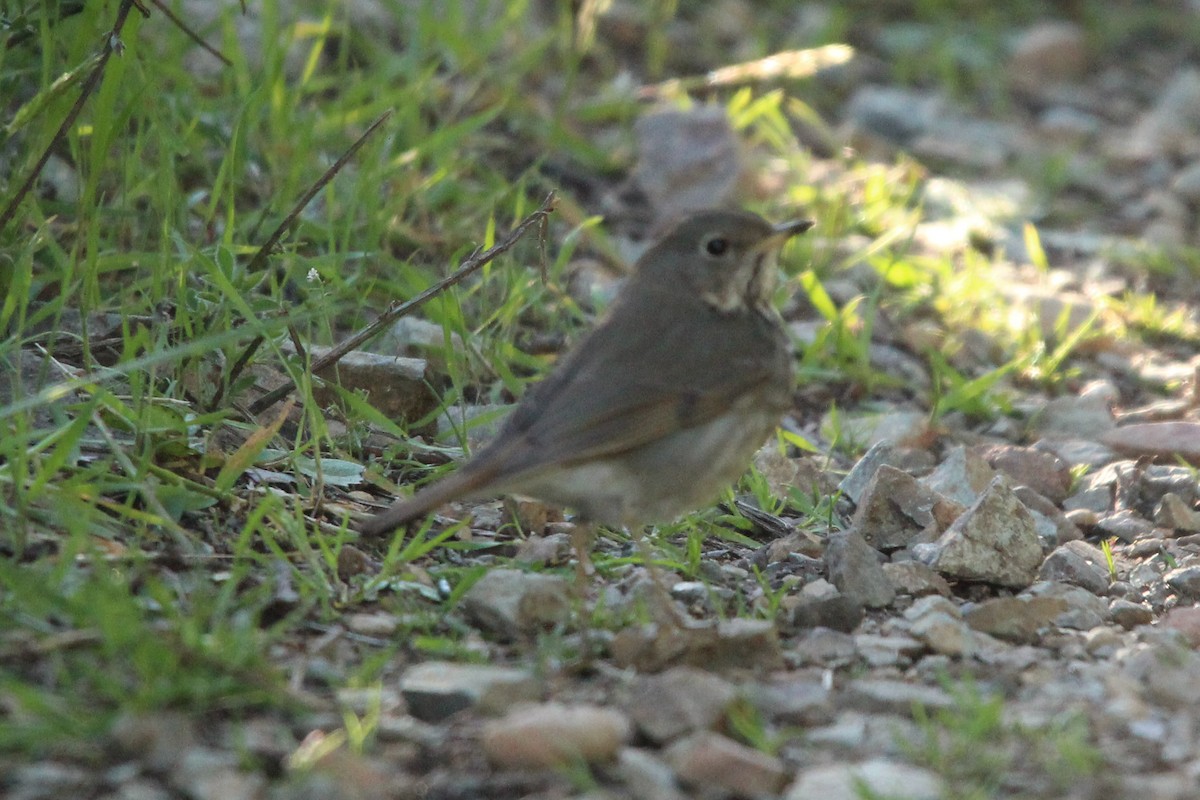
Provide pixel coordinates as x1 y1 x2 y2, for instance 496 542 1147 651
629 525 690 630
569 519 597 661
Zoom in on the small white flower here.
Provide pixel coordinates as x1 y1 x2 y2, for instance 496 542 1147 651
306 268 320 283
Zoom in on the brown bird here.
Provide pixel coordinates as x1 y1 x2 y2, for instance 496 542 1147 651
359 209 812 571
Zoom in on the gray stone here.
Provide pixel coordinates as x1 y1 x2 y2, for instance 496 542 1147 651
1038 540 1111 595
845 679 955 716
852 465 955 551
170 749 265 800
1109 598 1154 630
845 85 944 145
1165 565 1200 598
838 440 904 504
883 560 953 597
910 610 973 657
482 703 632 768
854 633 925 667
633 107 743 218
788 591 864 633
1031 394 1116 439
616 748 687 800
794 627 858 667
1026 581 1107 630
460 568 571 640
916 476 1043 588
825 530 895 608
1126 69 1200 160
964 595 1067 643
1096 510 1155 543
921 446 996 506
399 662 540 722
1008 21 1087 92
744 680 835 726
1172 160 1200 201
666 732 787 798
786 758 942 800
626 667 736 744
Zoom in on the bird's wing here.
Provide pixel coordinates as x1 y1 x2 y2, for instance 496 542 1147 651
470 287 791 477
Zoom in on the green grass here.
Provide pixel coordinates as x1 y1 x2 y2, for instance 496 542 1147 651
0 0 1181 784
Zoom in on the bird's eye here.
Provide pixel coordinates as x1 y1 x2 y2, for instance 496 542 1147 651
704 236 729 256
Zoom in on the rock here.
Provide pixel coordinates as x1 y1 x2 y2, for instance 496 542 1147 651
665 732 788 797
1156 493 1200 533
286 343 436 423
633 107 744 219
170 748 265 800
921 446 997 506
845 679 954 716
915 476 1044 588
964 596 1067 643
1125 69 1200 160
398 662 540 722
1172 160 1200 201
481 703 631 768
1014 486 1082 545
838 441 935 504
1032 394 1116 439
786 758 943 800
910 610 973 657
824 408 932 450
791 627 858 669
110 711 199 773
977 444 1071 504
787 592 865 633
852 466 957 551
853 633 925 667
825 530 895 608
616 748 688 800
1008 21 1087 93
844 85 945 145
5 763 91 800
744 679 835 726
626 667 736 744
1038 437 1117 471
1095 510 1155 543
1038 540 1111 595
1109 598 1154 630
1102 422 1200 463
882 561 953 597
1025 581 1107 630
1038 106 1101 144
911 118 1019 171
1165 566 1200 598
611 619 783 672
1160 606 1200 646
460 569 571 640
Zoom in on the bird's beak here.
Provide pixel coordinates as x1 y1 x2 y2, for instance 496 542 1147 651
758 219 815 250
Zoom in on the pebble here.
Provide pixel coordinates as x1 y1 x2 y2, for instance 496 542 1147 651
665 732 788 797
825 530 896 608
460 568 571 639
398 662 540 721
1008 21 1088 92
786 758 943 800
482 703 631 768
916 476 1043 588
626 667 736 744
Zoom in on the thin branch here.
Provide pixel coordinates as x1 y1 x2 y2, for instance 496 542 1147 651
148 0 232 66
246 191 559 415
0 0 143 231
244 110 394 275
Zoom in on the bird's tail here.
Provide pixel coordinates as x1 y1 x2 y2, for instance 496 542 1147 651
355 462 499 539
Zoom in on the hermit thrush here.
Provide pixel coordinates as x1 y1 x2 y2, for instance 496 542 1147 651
359 209 812 539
